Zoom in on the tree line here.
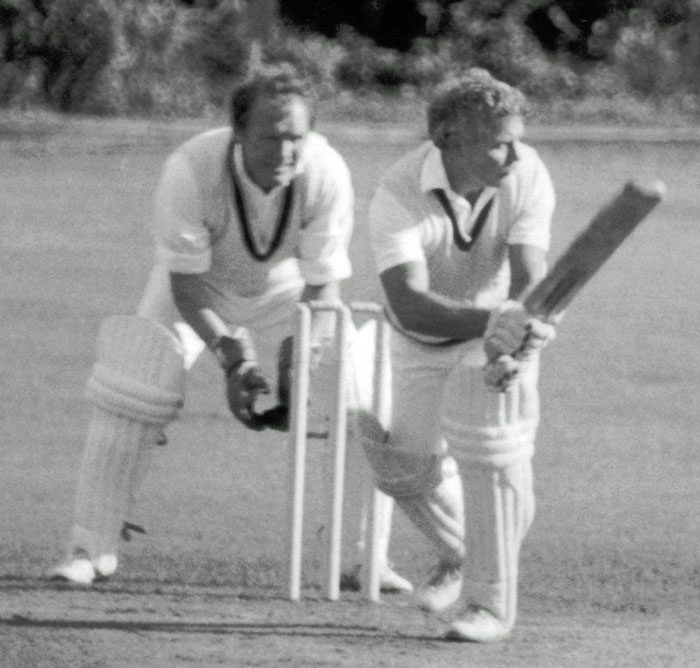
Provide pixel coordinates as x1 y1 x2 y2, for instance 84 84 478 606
1 0 698 122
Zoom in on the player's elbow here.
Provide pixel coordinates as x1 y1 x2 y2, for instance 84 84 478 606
508 244 547 300
379 262 429 331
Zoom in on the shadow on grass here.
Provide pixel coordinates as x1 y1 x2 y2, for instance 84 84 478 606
0 575 413 606
0 575 285 599
1 614 440 644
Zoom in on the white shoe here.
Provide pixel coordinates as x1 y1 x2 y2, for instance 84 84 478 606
51 556 96 585
379 565 413 594
445 606 511 643
50 550 117 585
340 563 414 594
95 553 118 578
416 562 462 612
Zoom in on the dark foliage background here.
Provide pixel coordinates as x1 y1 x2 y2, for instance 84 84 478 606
1 0 698 123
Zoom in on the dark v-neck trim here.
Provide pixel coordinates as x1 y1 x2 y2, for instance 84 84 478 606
227 140 295 262
433 189 494 252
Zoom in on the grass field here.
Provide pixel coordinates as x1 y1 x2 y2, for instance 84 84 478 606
1 115 699 667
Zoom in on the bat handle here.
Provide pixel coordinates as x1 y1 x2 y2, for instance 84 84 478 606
484 354 521 393
487 315 559 391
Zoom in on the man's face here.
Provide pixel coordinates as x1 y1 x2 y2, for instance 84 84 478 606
442 114 524 189
237 94 311 191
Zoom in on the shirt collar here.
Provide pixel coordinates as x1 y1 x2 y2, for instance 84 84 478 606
420 142 498 206
421 143 453 195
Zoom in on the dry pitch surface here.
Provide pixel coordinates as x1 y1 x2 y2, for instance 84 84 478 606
1 115 699 667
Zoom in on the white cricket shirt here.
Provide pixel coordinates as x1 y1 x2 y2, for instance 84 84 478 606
151 127 353 323
369 141 555 343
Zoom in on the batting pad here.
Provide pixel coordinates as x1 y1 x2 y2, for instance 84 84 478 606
441 357 537 625
442 357 540 467
459 457 534 627
71 316 185 561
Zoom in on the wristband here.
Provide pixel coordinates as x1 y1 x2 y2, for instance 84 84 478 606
212 328 255 375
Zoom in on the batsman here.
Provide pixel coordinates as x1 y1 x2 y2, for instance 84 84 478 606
51 62 410 594
362 68 558 642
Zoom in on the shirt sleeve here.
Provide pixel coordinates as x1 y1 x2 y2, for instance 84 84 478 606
506 148 556 251
368 186 426 273
153 151 212 274
297 145 354 285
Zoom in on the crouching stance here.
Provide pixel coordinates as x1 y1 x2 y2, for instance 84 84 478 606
52 62 409 591
364 68 557 641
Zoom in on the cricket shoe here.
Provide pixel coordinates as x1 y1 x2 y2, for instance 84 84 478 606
416 561 463 612
50 550 117 585
445 606 511 643
340 563 414 594
379 565 414 594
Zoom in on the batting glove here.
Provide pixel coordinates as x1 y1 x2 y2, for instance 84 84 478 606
484 301 556 360
519 317 557 359
483 355 521 393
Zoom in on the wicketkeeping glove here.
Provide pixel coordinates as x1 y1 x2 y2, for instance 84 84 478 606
253 336 294 433
276 335 294 408
213 331 270 431
254 333 326 433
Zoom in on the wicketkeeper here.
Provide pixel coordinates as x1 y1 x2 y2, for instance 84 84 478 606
361 68 558 642
51 62 410 594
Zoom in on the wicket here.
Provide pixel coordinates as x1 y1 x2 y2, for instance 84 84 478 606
285 301 390 603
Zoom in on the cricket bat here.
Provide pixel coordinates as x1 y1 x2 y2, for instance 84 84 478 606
524 178 667 321
485 178 666 390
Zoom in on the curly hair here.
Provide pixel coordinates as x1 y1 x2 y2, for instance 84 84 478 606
427 68 527 147
230 62 317 131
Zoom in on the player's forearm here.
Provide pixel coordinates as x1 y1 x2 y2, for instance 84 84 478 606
380 263 490 341
169 272 231 348
507 243 547 301
393 289 490 341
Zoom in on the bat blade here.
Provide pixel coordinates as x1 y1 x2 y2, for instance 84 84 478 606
524 178 666 320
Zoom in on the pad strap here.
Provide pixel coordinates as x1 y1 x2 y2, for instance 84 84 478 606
88 364 182 424
85 316 185 426
442 416 536 467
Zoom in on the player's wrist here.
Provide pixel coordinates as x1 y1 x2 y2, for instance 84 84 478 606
212 328 257 376
485 300 523 334
212 337 245 376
